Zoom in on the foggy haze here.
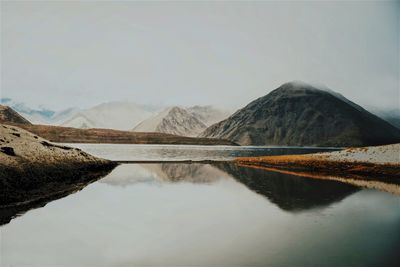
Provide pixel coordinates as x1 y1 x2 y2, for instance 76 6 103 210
1 1 399 111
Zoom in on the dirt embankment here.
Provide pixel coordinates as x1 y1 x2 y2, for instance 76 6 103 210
236 144 400 181
11 124 237 145
0 124 117 207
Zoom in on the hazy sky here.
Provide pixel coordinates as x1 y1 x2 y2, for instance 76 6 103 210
1 1 399 111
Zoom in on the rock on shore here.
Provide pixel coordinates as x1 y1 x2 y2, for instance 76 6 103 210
0 123 116 207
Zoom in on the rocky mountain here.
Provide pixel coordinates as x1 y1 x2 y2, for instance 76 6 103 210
0 105 32 125
133 106 207 137
61 102 154 130
200 81 400 146
187 105 231 126
133 106 230 137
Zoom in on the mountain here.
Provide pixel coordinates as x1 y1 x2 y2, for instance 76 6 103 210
60 102 154 130
200 81 400 146
187 105 231 126
133 106 207 137
0 105 32 125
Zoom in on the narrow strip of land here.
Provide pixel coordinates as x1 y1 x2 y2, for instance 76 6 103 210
236 144 400 181
115 160 231 164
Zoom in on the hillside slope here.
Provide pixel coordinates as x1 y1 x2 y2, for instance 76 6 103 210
0 105 32 125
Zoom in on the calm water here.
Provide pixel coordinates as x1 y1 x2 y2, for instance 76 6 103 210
1 146 399 267
62 143 340 161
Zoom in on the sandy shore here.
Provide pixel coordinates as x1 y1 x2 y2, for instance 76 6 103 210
236 144 400 182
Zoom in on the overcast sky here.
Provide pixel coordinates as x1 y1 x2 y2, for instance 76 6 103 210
1 1 399 111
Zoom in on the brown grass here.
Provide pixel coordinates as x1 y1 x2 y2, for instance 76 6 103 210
236 154 400 180
4 123 238 145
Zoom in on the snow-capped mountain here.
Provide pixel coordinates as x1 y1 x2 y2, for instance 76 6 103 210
133 106 207 137
60 102 154 130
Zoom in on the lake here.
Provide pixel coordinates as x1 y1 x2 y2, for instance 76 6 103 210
62 143 340 161
1 145 399 267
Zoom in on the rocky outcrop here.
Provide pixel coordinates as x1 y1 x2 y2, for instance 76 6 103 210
0 124 116 207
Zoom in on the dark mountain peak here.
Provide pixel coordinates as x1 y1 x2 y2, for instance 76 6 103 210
200 82 400 146
267 81 334 98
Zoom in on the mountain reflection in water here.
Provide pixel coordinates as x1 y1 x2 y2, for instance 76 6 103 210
214 163 359 212
101 163 358 212
2 162 399 267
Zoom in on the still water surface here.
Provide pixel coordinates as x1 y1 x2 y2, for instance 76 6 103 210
1 145 399 267
63 143 339 161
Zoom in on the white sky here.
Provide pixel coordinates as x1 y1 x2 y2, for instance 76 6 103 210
1 1 399 110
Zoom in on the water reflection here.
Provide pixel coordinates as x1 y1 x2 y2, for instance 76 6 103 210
1 163 399 267
67 143 339 161
0 167 115 225
100 163 229 186
101 163 358 212
214 163 359 212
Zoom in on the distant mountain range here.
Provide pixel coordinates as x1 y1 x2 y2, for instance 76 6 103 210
0 98 230 134
133 106 230 137
200 81 400 146
2 84 399 145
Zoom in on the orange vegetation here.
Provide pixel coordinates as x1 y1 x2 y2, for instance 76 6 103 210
236 154 400 180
